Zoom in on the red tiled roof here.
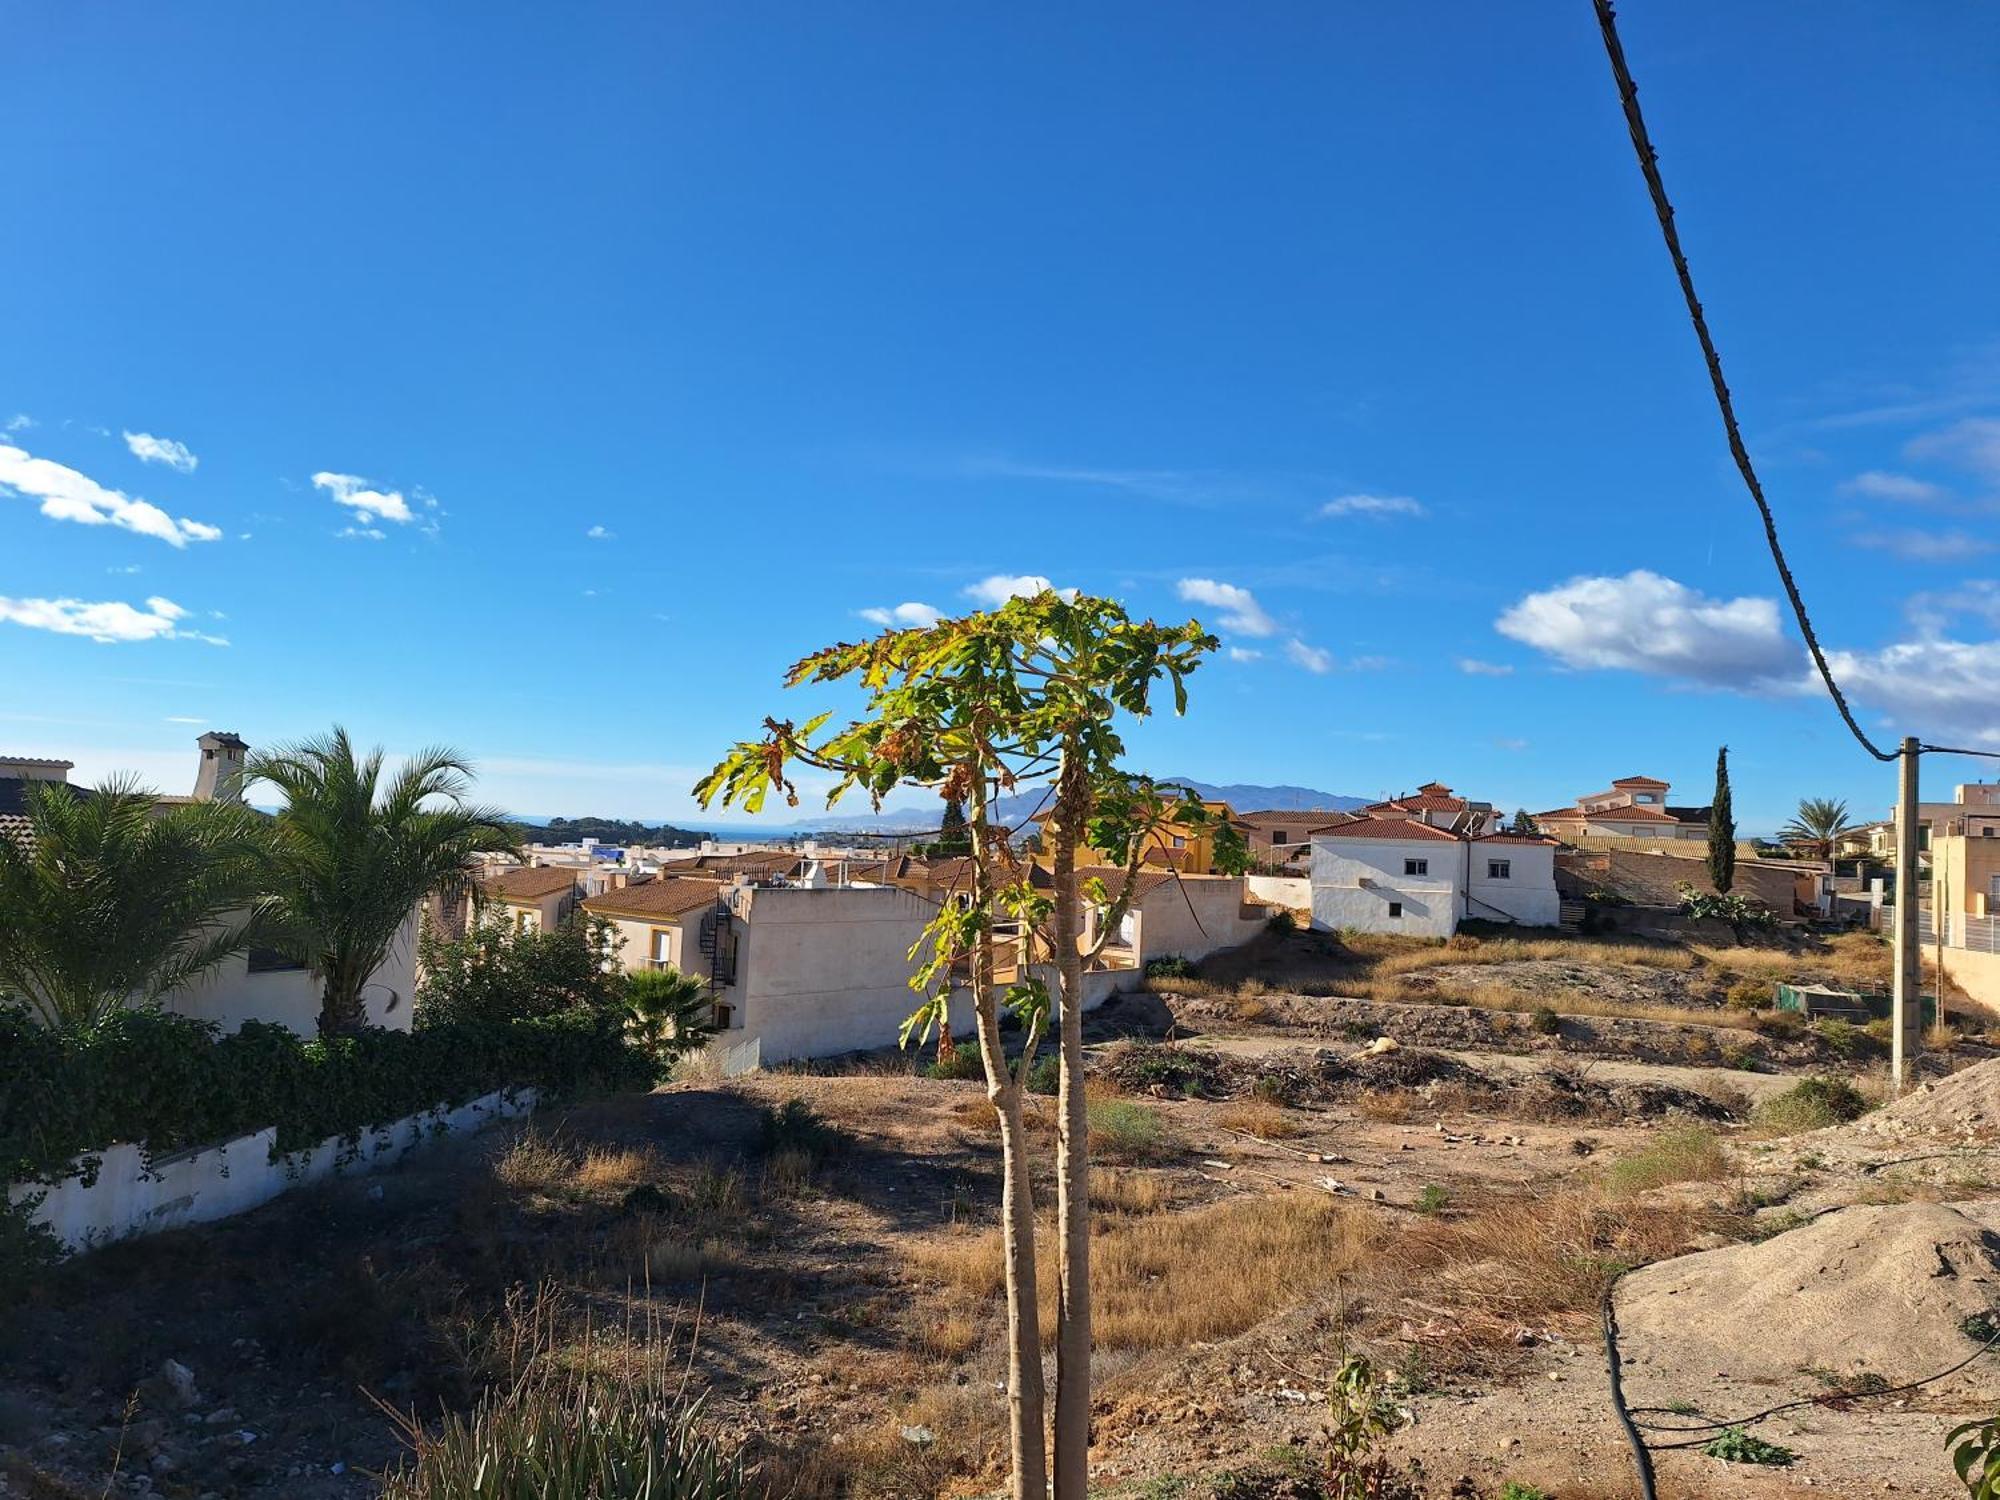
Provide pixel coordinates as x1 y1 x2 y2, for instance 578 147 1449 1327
1474 832 1561 845
1235 808 1360 827
1311 817 1463 842
482 867 582 901
583 878 723 920
1369 794 1468 813
1611 776 1670 787
1542 803 1678 823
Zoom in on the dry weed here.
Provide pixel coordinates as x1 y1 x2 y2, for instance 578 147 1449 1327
1214 1100 1308 1139
1090 1166 1174 1214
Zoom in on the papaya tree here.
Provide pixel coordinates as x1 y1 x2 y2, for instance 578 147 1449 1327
695 590 1216 1500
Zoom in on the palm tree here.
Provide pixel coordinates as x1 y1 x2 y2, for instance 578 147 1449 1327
623 966 715 1074
1780 797 1853 861
248 729 518 1036
0 778 273 1030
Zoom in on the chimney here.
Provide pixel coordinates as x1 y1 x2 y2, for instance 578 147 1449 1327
193 731 249 803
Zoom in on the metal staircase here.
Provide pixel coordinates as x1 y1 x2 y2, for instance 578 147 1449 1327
698 901 735 990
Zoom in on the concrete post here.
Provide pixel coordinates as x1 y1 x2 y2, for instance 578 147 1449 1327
1892 736 1922 1094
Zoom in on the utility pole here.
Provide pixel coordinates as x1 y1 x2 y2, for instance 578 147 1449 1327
1892 735 1922 1094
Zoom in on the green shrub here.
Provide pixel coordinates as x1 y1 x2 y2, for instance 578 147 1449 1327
0 1003 651 1186
1498 1485 1551 1500
1414 1184 1449 1215
1026 1055 1061 1095
1725 979 1772 1011
1088 1098 1173 1163
380 1359 750 1500
1812 1018 1863 1058
1144 955 1199 980
1530 1006 1561 1035
415 909 623 1027
1752 1075 1869 1134
1266 910 1298 936
924 1043 986 1081
758 1099 842 1166
1750 1009 1807 1040
1702 1427 1796 1465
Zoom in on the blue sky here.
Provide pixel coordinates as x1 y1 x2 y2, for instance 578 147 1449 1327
3 3 1997 833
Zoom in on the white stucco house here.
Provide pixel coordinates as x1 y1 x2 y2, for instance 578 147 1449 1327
585 874 973 1071
1309 818 1559 937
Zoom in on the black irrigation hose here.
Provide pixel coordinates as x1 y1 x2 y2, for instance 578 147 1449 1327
1601 1265 2000 1466
1599 1276 1660 1500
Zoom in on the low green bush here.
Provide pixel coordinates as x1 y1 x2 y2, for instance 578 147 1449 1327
1529 1006 1561 1035
1144 954 1199 980
1088 1098 1174 1163
1752 1075 1869 1134
0 1003 652 1186
924 1043 986 1081
1725 979 1772 1012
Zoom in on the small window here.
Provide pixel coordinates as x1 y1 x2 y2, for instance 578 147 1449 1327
1387 902 1403 919
1404 858 1428 876
247 946 305 974
1488 859 1511 880
1170 835 1186 849
1272 830 1291 846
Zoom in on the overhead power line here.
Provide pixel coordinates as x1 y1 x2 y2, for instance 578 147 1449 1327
1592 3 2000 765
1590 0 1901 762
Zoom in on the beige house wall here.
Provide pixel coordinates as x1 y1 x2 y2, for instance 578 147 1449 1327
163 911 419 1036
1130 876 1269 963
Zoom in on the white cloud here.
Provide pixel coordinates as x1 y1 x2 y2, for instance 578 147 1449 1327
1850 528 1996 563
1907 417 2000 484
963 573 1076 606
107 563 142 575
4 414 33 433
0 443 222 547
313 471 417 526
1495 570 1803 690
1457 657 1514 677
586 524 614 540
123 431 198 473
1827 637 2000 743
1348 655 1392 672
1283 638 1334 674
0 594 227 646
858 602 944 628
1318 493 1426 520
1908 580 2000 634
1226 646 1263 662
336 525 387 542
1839 470 1946 504
164 715 206 724
1494 737 1530 751
1175 578 1278 637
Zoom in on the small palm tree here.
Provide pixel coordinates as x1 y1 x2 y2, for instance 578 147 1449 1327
0 778 273 1029
248 728 518 1036
1779 797 1853 861
623 966 715 1074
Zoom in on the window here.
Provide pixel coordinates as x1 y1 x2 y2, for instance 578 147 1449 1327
1170 835 1186 849
1487 859 1511 880
1271 830 1291 846
1404 858 1428 876
247 946 306 974
1387 902 1403 919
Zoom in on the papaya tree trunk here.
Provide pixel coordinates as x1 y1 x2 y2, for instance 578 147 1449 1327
969 781 1048 1500
1050 758 1092 1500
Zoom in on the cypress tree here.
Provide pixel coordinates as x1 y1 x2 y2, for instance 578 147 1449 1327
1708 746 1736 893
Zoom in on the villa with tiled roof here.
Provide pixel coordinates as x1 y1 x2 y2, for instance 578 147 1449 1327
1534 775 1710 843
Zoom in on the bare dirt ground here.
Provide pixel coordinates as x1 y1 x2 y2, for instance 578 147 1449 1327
4 927 1997 1500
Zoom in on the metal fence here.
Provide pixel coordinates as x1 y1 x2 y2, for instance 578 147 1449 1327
1919 907 2000 955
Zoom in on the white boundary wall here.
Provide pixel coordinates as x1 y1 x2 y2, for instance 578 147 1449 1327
10 1087 538 1254
1246 875 1311 910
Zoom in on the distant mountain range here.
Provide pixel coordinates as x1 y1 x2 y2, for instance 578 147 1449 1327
699 776 1369 837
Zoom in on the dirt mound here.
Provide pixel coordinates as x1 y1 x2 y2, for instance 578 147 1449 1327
1850 1056 2000 1142
1508 1070 1735 1124
1619 1201 2000 1388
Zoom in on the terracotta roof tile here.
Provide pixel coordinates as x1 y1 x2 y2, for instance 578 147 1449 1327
583 878 724 920
482 867 583 901
1311 817 1464 842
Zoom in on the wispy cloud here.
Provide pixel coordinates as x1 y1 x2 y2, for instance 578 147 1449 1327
1907 416 2000 485
313 470 439 535
586 524 614 540
336 525 388 542
1494 736 1530 751
123 431 198 473
1226 646 1263 662
1850 527 1996 563
0 594 228 646
164 715 206 724
957 455 1242 509
1496 570 1803 691
1175 578 1277 637
1283 638 1334 674
1839 470 1947 505
1317 493 1426 520
858 601 944 628
4 414 34 433
0 443 222 547
1457 657 1514 677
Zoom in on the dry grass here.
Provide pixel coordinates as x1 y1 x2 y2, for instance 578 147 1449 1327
1601 1125 1730 1196
1353 1089 1413 1123
1090 1166 1175 1215
905 1195 1372 1354
1212 1100 1308 1139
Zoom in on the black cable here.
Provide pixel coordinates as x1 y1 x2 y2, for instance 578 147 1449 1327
1599 1279 1660 1500
1590 0 1896 765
